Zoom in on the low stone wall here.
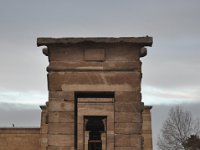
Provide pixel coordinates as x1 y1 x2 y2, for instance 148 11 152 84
0 128 40 150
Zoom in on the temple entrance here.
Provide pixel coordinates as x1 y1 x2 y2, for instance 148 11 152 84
84 116 106 150
75 92 114 150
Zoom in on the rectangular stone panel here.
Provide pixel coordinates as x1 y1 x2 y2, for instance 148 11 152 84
40 124 48 134
142 122 152 130
48 146 74 150
106 46 140 61
142 114 151 121
48 101 74 111
115 123 141 134
107 121 114 133
48 72 141 91
115 147 138 150
115 134 142 147
48 61 141 72
115 91 141 102
48 111 74 123
49 46 84 62
48 72 65 91
115 101 142 112
84 48 105 61
48 134 74 147
78 103 114 123
49 91 74 100
107 133 114 150
48 123 74 134
115 112 141 123
78 98 114 103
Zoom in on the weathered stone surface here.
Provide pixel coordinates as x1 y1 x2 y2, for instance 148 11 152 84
106 46 140 61
48 123 74 134
115 101 142 112
0 128 40 150
78 98 114 103
49 91 74 100
48 101 74 111
84 48 105 61
48 72 65 91
48 61 141 72
115 123 141 134
107 134 114 150
115 112 142 123
48 146 74 150
48 111 74 123
37 37 153 47
142 106 153 150
115 147 138 150
78 103 114 123
115 91 141 102
115 134 142 147
48 72 141 91
62 84 138 92
49 46 84 62
48 134 74 146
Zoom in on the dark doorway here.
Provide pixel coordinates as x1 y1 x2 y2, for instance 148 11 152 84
85 116 106 150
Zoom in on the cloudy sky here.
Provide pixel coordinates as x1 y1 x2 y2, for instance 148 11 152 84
0 0 200 149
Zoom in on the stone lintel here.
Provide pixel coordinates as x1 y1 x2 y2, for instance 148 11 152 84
37 37 153 47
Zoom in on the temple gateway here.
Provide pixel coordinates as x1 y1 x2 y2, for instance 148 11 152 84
0 37 153 150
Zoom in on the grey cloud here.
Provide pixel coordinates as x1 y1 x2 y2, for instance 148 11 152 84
142 41 200 89
0 103 41 127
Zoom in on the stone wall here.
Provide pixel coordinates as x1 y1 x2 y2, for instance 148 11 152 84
0 128 40 150
142 106 153 150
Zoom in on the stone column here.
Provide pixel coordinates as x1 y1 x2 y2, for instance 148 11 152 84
142 106 153 150
40 104 48 150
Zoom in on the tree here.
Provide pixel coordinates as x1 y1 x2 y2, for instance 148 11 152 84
157 106 200 150
183 135 200 150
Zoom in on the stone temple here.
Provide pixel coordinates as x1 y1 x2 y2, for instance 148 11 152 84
0 37 153 150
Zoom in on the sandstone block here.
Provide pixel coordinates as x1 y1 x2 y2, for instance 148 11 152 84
115 134 142 147
115 101 142 112
115 91 141 102
78 103 114 123
115 123 141 134
115 112 141 123
48 101 74 111
107 133 114 150
49 91 74 100
106 46 140 61
49 46 84 62
84 48 105 61
48 61 141 72
48 134 74 147
115 147 138 150
48 111 74 123
48 146 74 150
48 72 65 91
49 72 140 91
48 123 74 134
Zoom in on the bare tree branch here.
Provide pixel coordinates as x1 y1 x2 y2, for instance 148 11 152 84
157 106 200 150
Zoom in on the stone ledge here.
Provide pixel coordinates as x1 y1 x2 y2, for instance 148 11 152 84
0 128 40 134
37 37 153 47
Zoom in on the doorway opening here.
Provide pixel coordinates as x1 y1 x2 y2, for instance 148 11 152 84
84 116 107 150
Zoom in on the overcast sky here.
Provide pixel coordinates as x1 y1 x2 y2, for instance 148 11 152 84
0 0 200 149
